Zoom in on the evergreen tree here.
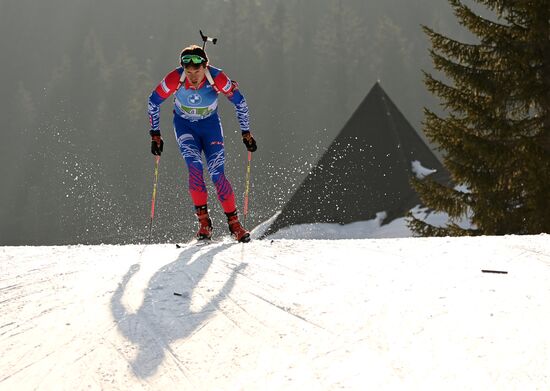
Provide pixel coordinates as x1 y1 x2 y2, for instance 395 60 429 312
409 0 550 236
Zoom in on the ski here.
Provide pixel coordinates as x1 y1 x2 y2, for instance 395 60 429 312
175 239 214 249
175 235 251 249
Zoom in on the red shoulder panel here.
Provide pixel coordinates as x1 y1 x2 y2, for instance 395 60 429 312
154 69 182 99
213 71 235 96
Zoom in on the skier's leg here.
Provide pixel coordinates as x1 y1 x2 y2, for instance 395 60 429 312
174 116 208 207
202 116 237 214
174 116 213 239
202 116 250 242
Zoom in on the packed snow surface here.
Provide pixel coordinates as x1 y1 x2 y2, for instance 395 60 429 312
1 234 550 390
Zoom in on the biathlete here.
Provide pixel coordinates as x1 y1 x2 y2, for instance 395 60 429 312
147 44 257 242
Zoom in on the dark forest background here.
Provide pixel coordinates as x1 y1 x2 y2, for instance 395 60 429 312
0 0 473 245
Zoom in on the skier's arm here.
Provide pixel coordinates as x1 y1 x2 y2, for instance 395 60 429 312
213 71 250 134
148 68 182 134
228 89 251 135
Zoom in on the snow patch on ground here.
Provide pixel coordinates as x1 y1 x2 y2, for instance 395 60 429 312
411 160 437 179
264 205 471 240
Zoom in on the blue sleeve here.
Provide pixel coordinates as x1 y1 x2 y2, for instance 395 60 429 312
228 89 250 133
148 91 165 133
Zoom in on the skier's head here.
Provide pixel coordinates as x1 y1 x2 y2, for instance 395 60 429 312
180 45 208 87
180 45 208 69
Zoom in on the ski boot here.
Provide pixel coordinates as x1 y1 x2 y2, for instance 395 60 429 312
195 205 213 240
226 210 250 243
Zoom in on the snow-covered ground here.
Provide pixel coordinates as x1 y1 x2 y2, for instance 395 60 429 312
1 232 550 390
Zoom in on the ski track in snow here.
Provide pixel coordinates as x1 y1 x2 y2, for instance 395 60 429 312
1 235 550 390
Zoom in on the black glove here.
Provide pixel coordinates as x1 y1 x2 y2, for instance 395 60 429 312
150 132 164 156
242 132 257 152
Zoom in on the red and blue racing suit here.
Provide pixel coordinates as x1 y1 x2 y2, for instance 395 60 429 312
148 65 250 213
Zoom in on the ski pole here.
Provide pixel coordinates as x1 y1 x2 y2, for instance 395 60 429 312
149 155 160 241
243 151 252 229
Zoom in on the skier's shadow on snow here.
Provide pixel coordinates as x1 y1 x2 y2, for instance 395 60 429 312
110 243 246 379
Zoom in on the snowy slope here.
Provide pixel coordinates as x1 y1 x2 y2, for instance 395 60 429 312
1 235 550 390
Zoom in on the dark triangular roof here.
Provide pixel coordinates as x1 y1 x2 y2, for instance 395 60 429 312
263 82 450 237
